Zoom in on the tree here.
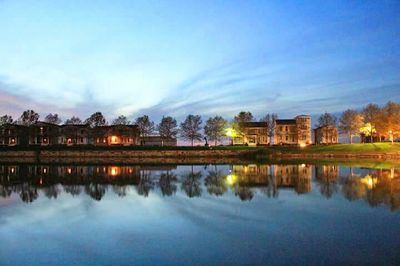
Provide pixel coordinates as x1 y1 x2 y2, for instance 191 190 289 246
232 111 254 137
261 113 277 145
18 110 39 125
0 115 13 125
317 112 337 127
64 116 83 125
84 112 107 127
234 111 253 123
44 113 62 125
158 116 178 139
180 114 203 146
112 115 130 125
376 101 400 144
136 115 155 136
204 116 227 146
339 109 364 143
362 103 381 142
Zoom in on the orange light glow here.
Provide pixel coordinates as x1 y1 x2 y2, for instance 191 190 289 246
67 168 72 174
110 167 120 176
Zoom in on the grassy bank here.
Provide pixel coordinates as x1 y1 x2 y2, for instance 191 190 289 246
263 143 400 154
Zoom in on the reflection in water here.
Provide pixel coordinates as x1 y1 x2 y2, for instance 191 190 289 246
0 163 399 210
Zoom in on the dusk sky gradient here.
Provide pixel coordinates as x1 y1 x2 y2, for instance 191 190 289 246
0 0 399 123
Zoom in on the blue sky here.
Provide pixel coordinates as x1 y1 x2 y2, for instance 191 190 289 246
0 0 399 123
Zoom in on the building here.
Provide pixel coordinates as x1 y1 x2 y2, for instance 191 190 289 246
92 125 139 146
314 125 339 144
0 124 29 146
232 122 269 146
140 136 177 146
28 122 60 145
274 115 311 146
59 124 91 145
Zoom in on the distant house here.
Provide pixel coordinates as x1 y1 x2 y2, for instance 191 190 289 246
232 122 269 146
140 136 177 146
29 122 60 145
0 124 29 146
274 115 311 146
314 125 338 144
60 124 92 145
92 125 139 146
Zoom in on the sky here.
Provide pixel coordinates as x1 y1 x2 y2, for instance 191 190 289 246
0 0 399 124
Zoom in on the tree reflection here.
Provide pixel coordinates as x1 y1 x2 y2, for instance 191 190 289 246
181 169 202 198
205 170 227 196
112 185 130 197
159 172 177 196
137 171 154 197
64 185 82 196
84 183 107 201
20 183 38 203
233 185 254 201
43 185 61 199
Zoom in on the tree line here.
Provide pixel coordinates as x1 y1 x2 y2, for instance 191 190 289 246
314 101 400 143
0 100 399 145
0 110 278 146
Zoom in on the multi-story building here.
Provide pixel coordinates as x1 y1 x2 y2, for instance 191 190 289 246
28 122 60 145
0 124 29 146
274 115 311 146
314 125 339 144
92 125 140 146
232 122 269 146
59 124 92 145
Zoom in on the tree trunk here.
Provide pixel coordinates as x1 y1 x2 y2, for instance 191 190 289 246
214 140 217 146
191 139 194 147
349 133 353 144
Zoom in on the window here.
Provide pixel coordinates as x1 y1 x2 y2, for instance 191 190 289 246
285 126 288 131
285 136 288 141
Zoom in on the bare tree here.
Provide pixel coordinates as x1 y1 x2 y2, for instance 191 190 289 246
376 101 400 144
158 116 178 139
112 115 130 125
18 110 39 125
180 114 203 146
261 113 277 145
339 109 363 143
136 115 155 136
44 113 62 125
204 116 227 146
64 116 83 125
317 112 337 127
234 111 253 123
85 112 107 127
0 115 13 125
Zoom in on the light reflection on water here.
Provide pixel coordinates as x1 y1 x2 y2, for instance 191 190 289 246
0 162 399 265
1 163 399 210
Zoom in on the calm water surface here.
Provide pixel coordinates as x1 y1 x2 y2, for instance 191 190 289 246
0 162 399 265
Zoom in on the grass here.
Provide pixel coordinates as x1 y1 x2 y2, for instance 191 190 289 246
271 143 400 154
0 142 399 154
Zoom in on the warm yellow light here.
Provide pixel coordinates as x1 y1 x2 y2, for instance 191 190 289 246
67 168 72 174
43 168 47 174
110 167 119 176
360 175 378 189
225 128 238 138
300 163 306 168
226 174 237 186
299 143 307 148
10 167 15 174
111 136 117 143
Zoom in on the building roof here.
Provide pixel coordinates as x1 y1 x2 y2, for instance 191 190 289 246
239 122 268 128
275 119 296 125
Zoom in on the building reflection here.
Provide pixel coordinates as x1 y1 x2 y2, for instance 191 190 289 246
227 164 312 199
0 164 399 210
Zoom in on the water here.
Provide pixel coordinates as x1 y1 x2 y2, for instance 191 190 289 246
0 162 399 265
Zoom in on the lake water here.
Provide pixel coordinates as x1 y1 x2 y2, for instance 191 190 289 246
0 162 399 265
